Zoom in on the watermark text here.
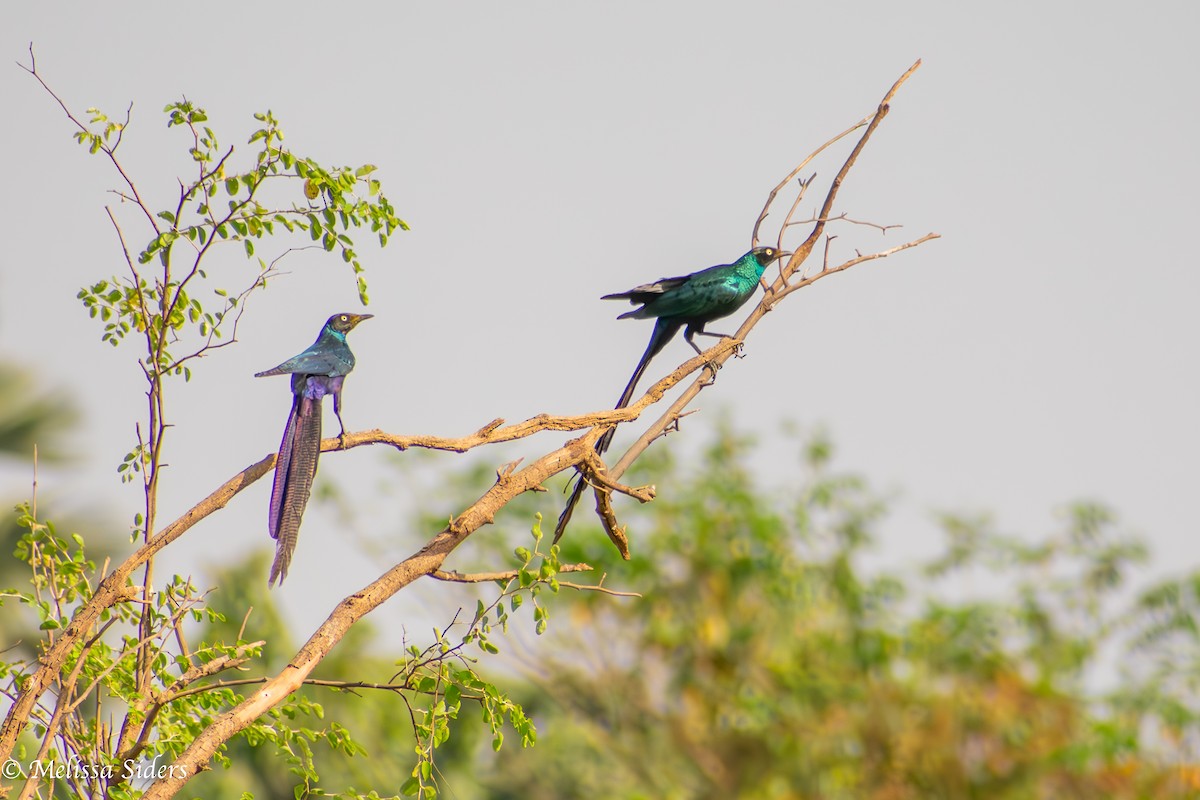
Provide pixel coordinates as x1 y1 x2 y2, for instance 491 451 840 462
2 754 188 782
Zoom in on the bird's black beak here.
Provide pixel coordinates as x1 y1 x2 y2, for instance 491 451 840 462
346 313 373 328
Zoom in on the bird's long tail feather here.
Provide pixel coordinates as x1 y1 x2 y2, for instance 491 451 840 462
554 319 682 542
268 393 322 586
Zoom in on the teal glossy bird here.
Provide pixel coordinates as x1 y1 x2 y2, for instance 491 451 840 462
256 312 372 585
554 246 787 542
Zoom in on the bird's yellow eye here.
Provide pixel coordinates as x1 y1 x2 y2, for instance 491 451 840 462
340 315 348 322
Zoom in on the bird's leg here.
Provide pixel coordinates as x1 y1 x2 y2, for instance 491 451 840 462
693 329 746 358
684 326 726 371
333 392 348 449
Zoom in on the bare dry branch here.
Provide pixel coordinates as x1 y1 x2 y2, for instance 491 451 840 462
791 211 903 233
582 450 656 504
429 566 639 596
429 563 595 583
772 232 941 305
595 487 632 560
556 581 641 598
751 120 869 247
774 174 816 263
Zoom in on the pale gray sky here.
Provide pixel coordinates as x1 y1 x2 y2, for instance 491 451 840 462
2 3 1198 631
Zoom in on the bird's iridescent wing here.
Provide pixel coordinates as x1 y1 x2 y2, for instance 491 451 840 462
255 346 353 378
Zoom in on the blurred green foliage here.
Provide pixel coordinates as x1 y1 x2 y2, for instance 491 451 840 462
421 422 1200 799
0 362 78 464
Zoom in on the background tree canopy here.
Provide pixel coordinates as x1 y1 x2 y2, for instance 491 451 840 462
384 423 1200 799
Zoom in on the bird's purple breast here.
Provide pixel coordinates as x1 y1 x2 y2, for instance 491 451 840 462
291 373 345 400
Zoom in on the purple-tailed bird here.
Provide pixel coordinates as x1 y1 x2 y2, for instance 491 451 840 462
255 312 372 585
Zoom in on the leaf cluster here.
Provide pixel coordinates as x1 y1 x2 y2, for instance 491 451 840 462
2 505 264 798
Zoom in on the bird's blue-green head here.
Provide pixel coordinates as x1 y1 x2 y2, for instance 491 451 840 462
325 312 373 334
748 246 788 271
